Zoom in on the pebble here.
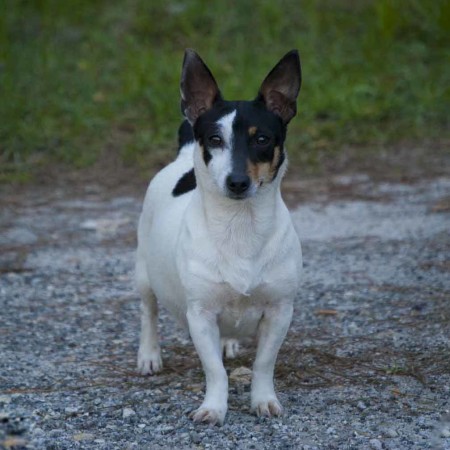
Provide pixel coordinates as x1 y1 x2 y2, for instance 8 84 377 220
73 433 95 441
357 401 367 411
369 438 383 450
122 408 136 419
64 406 79 414
384 428 398 437
190 431 202 444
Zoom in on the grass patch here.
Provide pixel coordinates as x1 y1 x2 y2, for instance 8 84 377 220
1 0 449 180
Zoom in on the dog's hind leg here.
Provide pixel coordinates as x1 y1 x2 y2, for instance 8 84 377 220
221 338 240 359
136 256 162 375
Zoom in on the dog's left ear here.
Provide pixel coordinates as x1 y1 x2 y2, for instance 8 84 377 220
257 50 302 124
180 49 222 124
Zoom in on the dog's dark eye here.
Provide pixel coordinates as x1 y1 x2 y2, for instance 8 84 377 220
208 135 223 147
256 135 270 146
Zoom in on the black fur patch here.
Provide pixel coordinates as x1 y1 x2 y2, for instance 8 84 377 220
178 120 195 152
202 145 212 165
172 168 196 196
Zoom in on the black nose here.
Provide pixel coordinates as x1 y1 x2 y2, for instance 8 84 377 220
226 174 251 195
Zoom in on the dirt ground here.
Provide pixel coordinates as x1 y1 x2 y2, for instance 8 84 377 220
1 146 449 449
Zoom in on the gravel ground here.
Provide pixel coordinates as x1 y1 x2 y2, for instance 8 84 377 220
0 172 449 450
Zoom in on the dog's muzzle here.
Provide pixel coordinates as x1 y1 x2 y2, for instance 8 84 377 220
226 174 251 199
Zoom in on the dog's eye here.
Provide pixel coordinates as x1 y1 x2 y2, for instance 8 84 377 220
256 135 270 146
208 135 223 147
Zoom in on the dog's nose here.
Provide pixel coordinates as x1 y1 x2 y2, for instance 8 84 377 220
226 174 251 195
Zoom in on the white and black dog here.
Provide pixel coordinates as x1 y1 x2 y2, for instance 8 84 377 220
136 49 302 425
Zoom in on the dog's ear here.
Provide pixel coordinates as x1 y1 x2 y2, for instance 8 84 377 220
180 49 222 124
257 50 301 124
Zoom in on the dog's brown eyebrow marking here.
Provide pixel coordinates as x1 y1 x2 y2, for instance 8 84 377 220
248 126 257 136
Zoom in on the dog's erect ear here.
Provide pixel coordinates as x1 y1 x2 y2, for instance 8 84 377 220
180 49 222 124
257 50 301 124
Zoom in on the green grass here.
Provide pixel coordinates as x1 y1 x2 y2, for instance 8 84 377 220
1 0 449 180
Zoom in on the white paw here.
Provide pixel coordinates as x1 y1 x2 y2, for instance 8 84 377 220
137 348 162 375
251 396 283 417
189 404 227 426
221 338 240 359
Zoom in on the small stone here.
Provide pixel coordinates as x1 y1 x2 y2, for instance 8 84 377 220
122 407 136 419
229 367 252 383
385 428 398 437
190 431 201 444
0 396 11 404
369 438 383 450
73 433 95 441
357 401 367 411
160 425 174 434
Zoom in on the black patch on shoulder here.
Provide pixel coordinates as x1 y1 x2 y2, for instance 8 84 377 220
172 168 197 196
177 120 195 153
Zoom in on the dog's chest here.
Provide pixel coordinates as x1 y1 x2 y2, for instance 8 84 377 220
179 196 284 296
179 227 273 299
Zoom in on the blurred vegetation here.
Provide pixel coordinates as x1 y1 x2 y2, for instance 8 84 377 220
0 0 449 181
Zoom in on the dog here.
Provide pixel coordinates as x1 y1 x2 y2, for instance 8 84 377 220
136 49 302 425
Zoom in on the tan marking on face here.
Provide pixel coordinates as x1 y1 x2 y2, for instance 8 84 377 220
247 146 282 186
247 160 271 186
248 126 257 136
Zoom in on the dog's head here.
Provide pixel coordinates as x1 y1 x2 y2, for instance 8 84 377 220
180 49 301 200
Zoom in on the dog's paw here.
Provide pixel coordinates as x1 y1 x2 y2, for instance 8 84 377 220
221 338 240 359
251 396 283 417
137 348 162 375
189 405 227 426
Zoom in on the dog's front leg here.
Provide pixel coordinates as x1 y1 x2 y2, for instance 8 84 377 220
251 301 293 417
187 306 228 426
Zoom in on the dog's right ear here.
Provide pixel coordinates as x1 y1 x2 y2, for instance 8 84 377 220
180 49 222 124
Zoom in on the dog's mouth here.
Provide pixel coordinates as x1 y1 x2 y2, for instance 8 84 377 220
225 189 254 200
226 192 248 200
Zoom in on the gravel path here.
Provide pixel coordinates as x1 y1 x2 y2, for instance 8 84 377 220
1 173 449 449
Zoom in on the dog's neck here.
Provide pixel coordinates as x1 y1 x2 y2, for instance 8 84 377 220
193 148 286 261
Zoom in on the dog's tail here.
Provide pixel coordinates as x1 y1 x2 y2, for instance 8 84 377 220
177 120 195 153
